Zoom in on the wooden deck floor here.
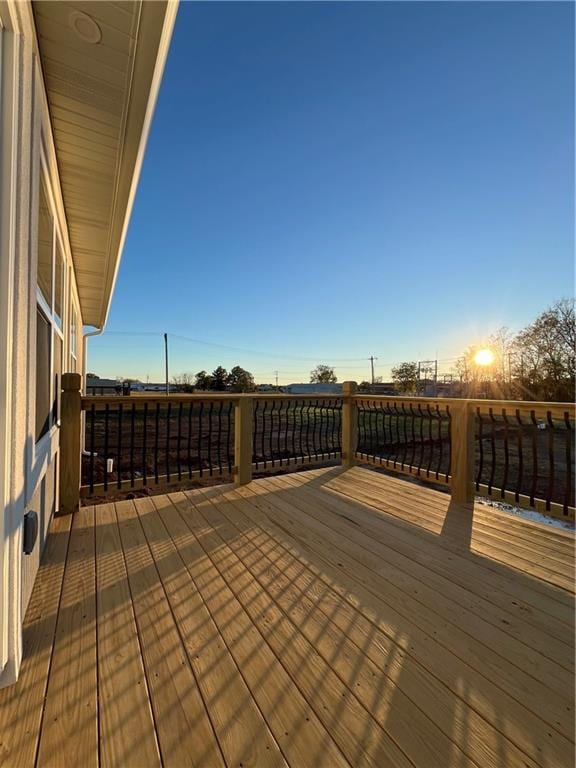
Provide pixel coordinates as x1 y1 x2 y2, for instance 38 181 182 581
0 466 574 768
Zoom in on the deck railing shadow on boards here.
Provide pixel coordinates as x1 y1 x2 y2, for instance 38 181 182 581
59 375 575 520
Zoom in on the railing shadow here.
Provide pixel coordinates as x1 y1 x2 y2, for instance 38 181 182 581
1 465 574 767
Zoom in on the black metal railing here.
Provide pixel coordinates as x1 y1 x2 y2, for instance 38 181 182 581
82 398 234 494
474 405 574 514
252 398 342 471
74 387 574 520
355 399 452 483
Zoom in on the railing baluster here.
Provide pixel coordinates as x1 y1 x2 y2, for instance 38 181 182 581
393 402 400 469
277 400 283 466
198 401 204 477
207 401 214 476
217 401 224 475
564 411 572 515
104 403 110 492
291 402 297 462
546 410 554 512
487 408 496 495
364 403 374 456
117 403 123 490
320 401 327 458
378 402 384 465
269 400 276 467
130 402 135 487
400 403 408 470
501 409 509 499
515 409 523 504
476 408 483 491
530 410 538 506
154 403 160 484
445 405 451 482
435 405 442 480
426 405 433 478
143 402 148 486
187 403 193 478
261 401 268 469
227 401 233 474
166 401 171 483
298 402 304 463
253 400 260 469
177 402 183 481
305 400 312 463
89 404 96 494
313 399 320 458
417 404 425 477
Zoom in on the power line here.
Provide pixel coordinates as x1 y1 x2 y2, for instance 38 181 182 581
94 330 464 374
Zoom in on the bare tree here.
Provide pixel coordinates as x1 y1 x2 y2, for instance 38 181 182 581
172 373 195 392
514 299 575 401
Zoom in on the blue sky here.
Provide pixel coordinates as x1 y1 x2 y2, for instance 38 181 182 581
89 1 574 385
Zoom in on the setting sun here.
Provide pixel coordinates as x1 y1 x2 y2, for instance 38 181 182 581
474 348 495 366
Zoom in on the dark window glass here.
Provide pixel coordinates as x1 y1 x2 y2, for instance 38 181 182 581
53 333 62 424
35 308 51 441
37 182 53 307
54 244 64 328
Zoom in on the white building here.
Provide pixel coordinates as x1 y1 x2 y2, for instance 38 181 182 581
0 0 177 686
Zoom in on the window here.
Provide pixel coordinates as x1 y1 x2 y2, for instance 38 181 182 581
35 308 51 441
70 292 78 373
54 242 64 329
52 333 62 424
35 174 65 442
37 181 53 307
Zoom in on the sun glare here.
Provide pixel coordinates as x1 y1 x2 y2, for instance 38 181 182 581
474 348 494 366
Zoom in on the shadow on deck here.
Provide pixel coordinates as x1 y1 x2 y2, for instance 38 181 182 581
0 466 574 767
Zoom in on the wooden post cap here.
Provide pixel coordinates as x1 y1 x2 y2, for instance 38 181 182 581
342 381 358 395
62 372 82 392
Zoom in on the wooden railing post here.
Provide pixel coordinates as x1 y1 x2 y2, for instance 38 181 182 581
235 396 253 486
341 381 358 468
450 400 475 504
59 372 82 514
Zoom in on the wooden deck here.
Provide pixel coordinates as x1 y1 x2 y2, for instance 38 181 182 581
0 466 574 768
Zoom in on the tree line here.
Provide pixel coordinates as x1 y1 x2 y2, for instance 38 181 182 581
172 363 339 392
173 366 256 393
391 299 575 402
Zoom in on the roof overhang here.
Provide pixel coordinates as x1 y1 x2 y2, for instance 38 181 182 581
33 0 178 329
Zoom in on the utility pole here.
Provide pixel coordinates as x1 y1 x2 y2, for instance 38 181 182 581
274 370 279 389
369 356 378 386
164 332 169 395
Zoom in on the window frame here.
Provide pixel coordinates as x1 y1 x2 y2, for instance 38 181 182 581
34 159 67 448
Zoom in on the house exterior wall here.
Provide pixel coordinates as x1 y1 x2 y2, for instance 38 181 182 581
0 1 84 687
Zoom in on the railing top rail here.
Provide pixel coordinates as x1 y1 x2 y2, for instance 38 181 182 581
80 392 346 409
353 393 574 417
465 397 574 411
354 395 452 407
81 393 242 408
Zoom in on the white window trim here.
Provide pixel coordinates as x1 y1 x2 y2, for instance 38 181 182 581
0 16 15 678
31 152 67 473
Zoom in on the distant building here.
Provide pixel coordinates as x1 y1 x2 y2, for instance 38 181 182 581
358 382 397 395
85 377 120 395
285 383 343 395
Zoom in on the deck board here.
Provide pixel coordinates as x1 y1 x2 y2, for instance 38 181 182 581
0 466 574 768
95 502 161 768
